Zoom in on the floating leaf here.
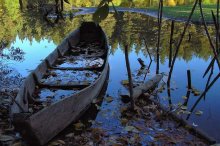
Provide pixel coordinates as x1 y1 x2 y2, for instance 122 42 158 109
182 110 191 115
121 118 128 125
121 80 129 85
106 96 113 103
195 110 203 116
182 96 188 100
192 122 198 127
93 4 109 23
180 106 187 110
65 133 74 138
57 140 65 145
95 104 101 110
125 126 139 133
74 122 85 131
194 91 200 96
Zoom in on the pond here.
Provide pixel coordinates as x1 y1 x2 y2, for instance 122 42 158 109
0 1 220 143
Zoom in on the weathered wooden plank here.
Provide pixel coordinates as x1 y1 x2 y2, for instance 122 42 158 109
11 22 109 146
132 74 163 100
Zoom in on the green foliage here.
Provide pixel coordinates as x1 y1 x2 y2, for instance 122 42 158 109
148 4 219 22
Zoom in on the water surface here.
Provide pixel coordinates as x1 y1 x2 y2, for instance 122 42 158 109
0 4 220 142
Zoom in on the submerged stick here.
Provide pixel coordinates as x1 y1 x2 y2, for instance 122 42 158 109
130 74 163 101
187 73 220 120
204 65 214 100
203 57 215 78
217 0 219 53
198 0 220 69
137 58 146 68
156 0 163 74
143 37 152 61
187 70 192 89
167 0 199 87
167 87 173 111
124 45 135 109
143 60 152 81
169 20 174 68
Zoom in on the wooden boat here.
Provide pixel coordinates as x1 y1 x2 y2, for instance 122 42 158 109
10 22 109 145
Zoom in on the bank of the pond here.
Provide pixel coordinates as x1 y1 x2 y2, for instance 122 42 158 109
147 4 219 23
72 7 217 25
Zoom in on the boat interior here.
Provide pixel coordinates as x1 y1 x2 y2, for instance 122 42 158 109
23 22 108 113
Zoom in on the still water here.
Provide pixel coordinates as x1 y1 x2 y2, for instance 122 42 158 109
0 4 220 142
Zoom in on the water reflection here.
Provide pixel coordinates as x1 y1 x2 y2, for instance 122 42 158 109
0 5 220 142
15 0 218 8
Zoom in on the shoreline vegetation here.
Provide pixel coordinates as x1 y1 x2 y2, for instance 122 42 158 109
147 4 219 23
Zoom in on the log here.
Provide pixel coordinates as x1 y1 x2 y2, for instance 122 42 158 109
123 74 163 101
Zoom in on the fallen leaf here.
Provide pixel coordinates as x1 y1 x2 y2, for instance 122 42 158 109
106 96 113 103
65 133 74 138
121 118 128 125
95 104 101 110
121 80 129 85
180 106 187 110
74 122 85 131
194 91 200 96
57 140 65 145
124 126 139 133
195 110 203 116
192 122 198 127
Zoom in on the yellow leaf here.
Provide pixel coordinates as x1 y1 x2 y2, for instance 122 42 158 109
121 118 128 125
106 96 113 103
65 133 74 138
74 122 85 131
181 106 187 110
121 80 129 85
195 110 203 116
125 126 139 133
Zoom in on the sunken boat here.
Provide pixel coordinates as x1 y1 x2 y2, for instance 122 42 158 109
10 22 109 145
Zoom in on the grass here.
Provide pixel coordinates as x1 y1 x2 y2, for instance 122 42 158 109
148 4 219 22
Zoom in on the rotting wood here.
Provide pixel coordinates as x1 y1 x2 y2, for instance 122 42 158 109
156 0 163 74
124 45 135 109
187 70 192 89
169 20 174 68
10 22 109 146
123 74 163 101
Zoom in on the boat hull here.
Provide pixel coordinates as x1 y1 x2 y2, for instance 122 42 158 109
11 22 109 145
